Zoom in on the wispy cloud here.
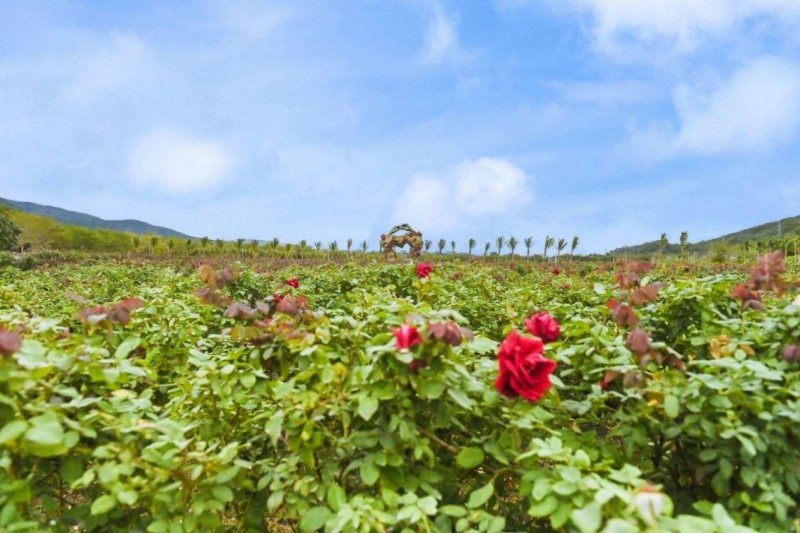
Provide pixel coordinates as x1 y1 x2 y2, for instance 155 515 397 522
630 57 800 157
572 0 800 59
129 129 235 194
420 4 465 64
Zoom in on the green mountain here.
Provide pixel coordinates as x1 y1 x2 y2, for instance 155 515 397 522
0 197 192 239
610 216 799 256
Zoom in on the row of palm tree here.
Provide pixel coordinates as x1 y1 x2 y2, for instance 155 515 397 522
420 235 580 262
130 234 583 261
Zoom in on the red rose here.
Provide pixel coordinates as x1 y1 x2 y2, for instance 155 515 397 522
416 263 433 278
524 311 560 343
286 278 299 289
551 267 560 276
495 330 556 403
391 324 422 352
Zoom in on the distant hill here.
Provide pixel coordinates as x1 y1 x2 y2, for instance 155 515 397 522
0 197 192 239
610 215 799 256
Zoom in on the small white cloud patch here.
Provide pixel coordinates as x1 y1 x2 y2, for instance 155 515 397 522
130 129 234 194
455 157 530 215
393 157 532 232
421 5 462 64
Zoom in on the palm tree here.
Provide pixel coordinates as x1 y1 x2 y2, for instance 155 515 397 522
450 240 456 255
166 239 175 257
659 233 668 262
250 239 259 257
132 235 140 253
468 238 476 258
200 236 209 256
495 236 505 261
424 240 432 254
437 239 446 255
185 239 193 255
347 238 353 257
743 240 751 262
148 235 159 257
570 236 580 259
483 242 491 258
235 238 245 258
508 236 518 260
524 236 533 260
314 241 322 253
679 231 688 258
543 236 554 262
556 238 567 262
361 240 368 253
215 239 224 255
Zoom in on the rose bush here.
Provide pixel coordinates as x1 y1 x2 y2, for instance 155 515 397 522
0 256 796 531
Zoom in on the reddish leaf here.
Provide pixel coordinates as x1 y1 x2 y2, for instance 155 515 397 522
425 321 464 346
626 329 651 356
224 303 254 320
0 329 22 356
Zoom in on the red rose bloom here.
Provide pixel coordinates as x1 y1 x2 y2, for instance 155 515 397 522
524 311 560 343
551 267 560 276
286 278 300 289
416 263 433 278
495 330 556 403
391 324 422 352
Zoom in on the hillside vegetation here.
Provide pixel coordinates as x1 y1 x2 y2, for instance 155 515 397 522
0 197 191 238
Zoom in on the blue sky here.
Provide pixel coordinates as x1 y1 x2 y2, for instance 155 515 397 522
2 1 800 253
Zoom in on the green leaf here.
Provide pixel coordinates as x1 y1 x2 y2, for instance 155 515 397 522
0 420 27 444
114 336 140 359
299 506 332 532
571 502 602 533
23 418 67 457
440 505 466 517
327 484 346 512
146 520 169 533
239 373 256 389
358 395 379 421
117 490 138 506
423 380 445 399
664 395 679 419
447 388 473 409
466 482 493 509
212 485 234 503
90 495 116 515
593 282 606 295
529 495 558 517
456 447 485 469
360 462 379 486
265 413 283 446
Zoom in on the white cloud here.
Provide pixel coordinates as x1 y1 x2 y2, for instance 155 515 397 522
455 157 529 215
61 31 153 102
393 157 532 233
420 5 463 64
393 174 459 233
571 0 800 58
631 57 800 157
129 129 235 194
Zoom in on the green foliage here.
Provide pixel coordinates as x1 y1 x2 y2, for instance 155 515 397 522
0 210 21 251
0 258 798 531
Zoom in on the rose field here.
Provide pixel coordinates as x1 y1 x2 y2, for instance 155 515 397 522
0 253 799 532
